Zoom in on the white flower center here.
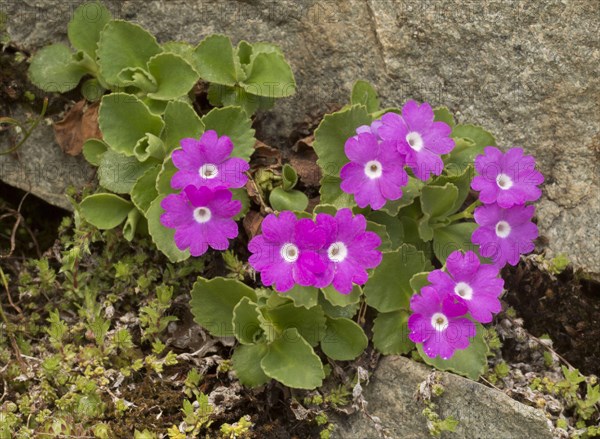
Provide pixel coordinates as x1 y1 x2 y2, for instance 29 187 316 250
280 243 299 263
193 207 211 224
454 282 473 300
199 163 219 179
496 173 513 190
406 131 424 151
327 241 348 263
364 160 383 179
495 220 511 238
431 312 449 332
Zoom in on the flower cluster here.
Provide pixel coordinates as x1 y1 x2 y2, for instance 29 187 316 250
471 147 544 268
340 100 455 209
408 250 504 359
408 145 544 360
248 209 382 293
160 130 248 256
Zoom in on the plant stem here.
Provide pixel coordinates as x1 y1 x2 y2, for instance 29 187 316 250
0 97 48 156
245 171 273 214
0 268 26 372
446 200 481 223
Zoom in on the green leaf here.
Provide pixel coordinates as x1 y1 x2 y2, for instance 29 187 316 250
433 106 455 128
314 105 372 207
146 196 190 262
236 40 253 65
432 165 473 214
283 285 319 309
240 52 296 98
99 93 164 156
417 323 489 380
398 205 432 256
313 204 337 216
67 2 112 58
140 98 169 115
232 297 262 345
409 272 431 293
123 207 142 241
116 67 157 92
146 53 199 100
282 164 298 191
97 150 157 194
131 165 160 214
318 293 360 319
161 101 205 153
207 84 273 116
372 310 414 355
155 157 178 196
366 221 391 252
421 183 459 221
321 317 368 361
371 107 401 119
451 124 496 149
262 301 326 347
201 106 255 161
133 133 165 162
231 188 250 221
80 193 132 230
81 78 105 101
28 44 87 93
319 184 356 209
82 138 107 166
232 343 270 387
321 285 361 307
269 188 309 212
161 41 195 63
97 20 162 86
446 125 496 170
418 183 459 241
351 80 379 113
247 42 284 60
367 211 403 250
432 222 478 264
261 328 325 389
190 277 257 337
379 177 424 216
363 244 432 312
192 34 237 86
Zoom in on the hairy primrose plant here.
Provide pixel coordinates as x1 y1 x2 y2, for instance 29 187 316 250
27 1 295 261
27 2 545 391
183 82 543 389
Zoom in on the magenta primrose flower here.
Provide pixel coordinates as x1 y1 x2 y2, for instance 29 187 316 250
160 185 241 257
314 208 382 294
379 100 455 181
248 212 327 292
340 131 408 210
355 119 383 138
171 130 249 190
472 203 538 268
408 286 476 360
471 147 544 208
427 250 504 323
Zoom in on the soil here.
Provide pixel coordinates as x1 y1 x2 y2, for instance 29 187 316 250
503 260 600 376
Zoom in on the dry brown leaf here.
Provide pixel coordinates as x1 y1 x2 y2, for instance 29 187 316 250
53 100 102 156
243 210 264 239
289 134 321 187
252 139 281 169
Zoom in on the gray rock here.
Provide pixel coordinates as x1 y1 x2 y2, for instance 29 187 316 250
0 104 94 210
2 0 598 276
331 356 553 439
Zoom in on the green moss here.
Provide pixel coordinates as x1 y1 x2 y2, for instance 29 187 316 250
0 215 223 436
